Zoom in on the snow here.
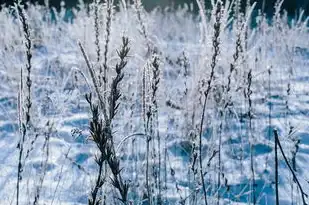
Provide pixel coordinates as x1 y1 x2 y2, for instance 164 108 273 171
0 1 309 204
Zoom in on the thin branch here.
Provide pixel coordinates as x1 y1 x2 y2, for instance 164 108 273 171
274 130 308 205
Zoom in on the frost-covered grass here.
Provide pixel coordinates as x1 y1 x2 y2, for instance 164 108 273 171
0 0 309 204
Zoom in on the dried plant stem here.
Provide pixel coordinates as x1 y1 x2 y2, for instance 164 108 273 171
18 7 32 128
196 0 207 43
246 69 256 205
150 56 161 203
79 42 108 121
142 61 152 204
86 96 106 205
274 130 308 205
108 37 130 203
17 125 26 205
263 66 272 173
268 68 272 141
226 24 243 94
199 2 222 204
275 129 279 205
94 0 101 63
216 20 244 204
33 123 52 205
217 110 223 205
87 37 130 205
216 15 244 205
133 0 151 51
16 4 33 205
286 53 297 204
102 0 113 104
92 153 105 205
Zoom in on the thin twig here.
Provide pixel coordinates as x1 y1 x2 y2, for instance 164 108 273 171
274 130 308 205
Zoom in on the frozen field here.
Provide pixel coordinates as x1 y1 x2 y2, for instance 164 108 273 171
0 1 309 204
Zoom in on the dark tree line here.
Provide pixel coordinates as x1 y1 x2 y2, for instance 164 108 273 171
0 0 308 16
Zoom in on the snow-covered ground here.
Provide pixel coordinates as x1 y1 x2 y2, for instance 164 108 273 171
0 1 309 204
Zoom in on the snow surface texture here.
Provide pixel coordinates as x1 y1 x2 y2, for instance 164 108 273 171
0 1 309 205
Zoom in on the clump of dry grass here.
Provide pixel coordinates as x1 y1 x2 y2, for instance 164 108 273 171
4 0 309 204
85 36 130 205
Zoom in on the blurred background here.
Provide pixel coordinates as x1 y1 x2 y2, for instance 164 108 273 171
0 0 308 16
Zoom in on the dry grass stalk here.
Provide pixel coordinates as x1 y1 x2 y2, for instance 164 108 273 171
94 0 101 64
79 42 108 121
133 0 151 52
150 56 161 203
198 1 222 204
274 130 308 205
245 69 256 205
16 3 33 205
33 122 52 205
102 0 113 105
